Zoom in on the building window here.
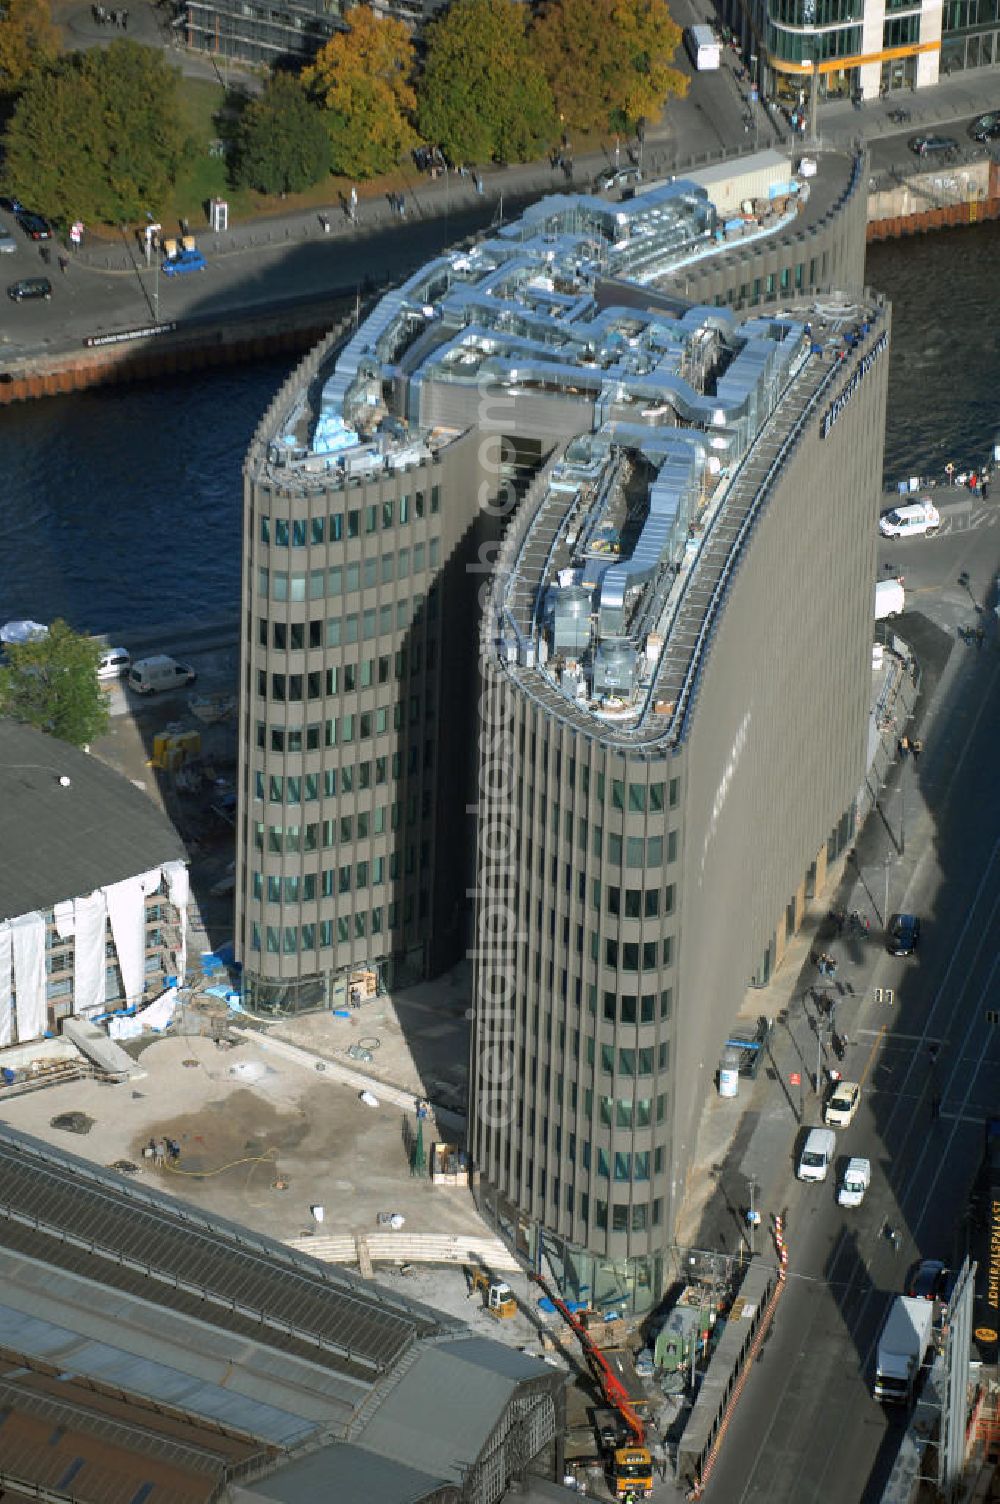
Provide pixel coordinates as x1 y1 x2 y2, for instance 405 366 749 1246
612 1204 629 1233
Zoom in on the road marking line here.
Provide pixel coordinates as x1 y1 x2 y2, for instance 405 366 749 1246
857 1024 886 1089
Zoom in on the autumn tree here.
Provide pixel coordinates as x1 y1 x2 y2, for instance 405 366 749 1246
418 0 555 165
0 0 59 95
0 621 109 748
303 7 416 179
2 41 187 223
235 73 329 194
533 0 687 135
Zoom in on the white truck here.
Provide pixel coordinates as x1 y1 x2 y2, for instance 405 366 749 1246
873 1295 934 1403
685 24 721 70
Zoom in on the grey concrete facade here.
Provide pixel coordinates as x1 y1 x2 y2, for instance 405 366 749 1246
469 303 889 1304
236 149 882 1291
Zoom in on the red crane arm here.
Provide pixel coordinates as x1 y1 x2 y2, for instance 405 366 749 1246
531 1274 647 1446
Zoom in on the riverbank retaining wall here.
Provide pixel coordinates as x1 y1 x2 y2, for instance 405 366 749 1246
867 157 1000 241
0 298 352 406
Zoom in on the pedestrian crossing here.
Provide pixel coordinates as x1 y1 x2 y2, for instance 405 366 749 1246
934 505 1000 536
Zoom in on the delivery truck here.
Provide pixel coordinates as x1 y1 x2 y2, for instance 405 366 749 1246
685 23 721 69
873 1295 934 1403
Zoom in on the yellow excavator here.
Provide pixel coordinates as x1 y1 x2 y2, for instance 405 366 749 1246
466 1266 518 1319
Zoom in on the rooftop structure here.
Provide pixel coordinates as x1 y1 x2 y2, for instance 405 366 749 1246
0 1122 563 1502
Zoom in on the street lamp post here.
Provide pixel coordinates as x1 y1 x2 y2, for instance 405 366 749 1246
883 853 892 930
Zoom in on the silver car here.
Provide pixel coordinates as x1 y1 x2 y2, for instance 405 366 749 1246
0 227 16 255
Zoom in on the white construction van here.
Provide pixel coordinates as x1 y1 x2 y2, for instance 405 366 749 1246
685 24 721 69
875 578 905 620
128 655 197 694
797 1127 836 1182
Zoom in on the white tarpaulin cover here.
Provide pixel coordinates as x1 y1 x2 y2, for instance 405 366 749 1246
53 900 76 940
73 890 107 1016
0 924 11 1048
0 620 48 645
104 869 160 1005
11 912 46 1043
108 986 178 1040
163 860 189 981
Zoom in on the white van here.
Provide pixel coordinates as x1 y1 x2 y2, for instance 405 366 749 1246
797 1127 836 1182
878 498 940 539
875 578 905 620
128 655 197 694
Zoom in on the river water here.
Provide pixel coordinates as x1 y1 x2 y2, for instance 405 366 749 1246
1 226 997 635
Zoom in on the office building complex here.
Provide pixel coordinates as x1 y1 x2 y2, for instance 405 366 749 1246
179 0 446 68
721 0 999 106
237 151 886 1298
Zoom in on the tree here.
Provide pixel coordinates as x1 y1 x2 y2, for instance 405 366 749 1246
0 621 109 748
2 41 187 224
235 73 329 194
0 0 59 95
303 7 416 180
418 0 555 166
533 0 687 135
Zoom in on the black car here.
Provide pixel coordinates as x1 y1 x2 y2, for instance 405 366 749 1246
908 134 958 158
907 1259 948 1301
887 912 920 956
16 210 52 241
969 113 1000 142
7 277 52 301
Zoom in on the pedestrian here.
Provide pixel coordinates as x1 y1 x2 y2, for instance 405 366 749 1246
911 738 923 762
398 194 406 218
984 480 991 500
39 245 50 264
976 626 985 650
58 255 68 275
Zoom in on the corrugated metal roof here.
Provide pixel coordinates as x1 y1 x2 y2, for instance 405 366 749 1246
0 1297 319 1448
241 1442 441 1504
357 1344 536 1475
0 720 185 922
0 1125 452 1383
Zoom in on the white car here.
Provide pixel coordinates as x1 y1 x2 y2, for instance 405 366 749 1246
797 1127 836 1182
879 498 940 539
97 646 131 680
838 1156 871 1208
825 1080 861 1128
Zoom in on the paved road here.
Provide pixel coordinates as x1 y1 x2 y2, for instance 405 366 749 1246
2 43 999 364
689 517 1000 1502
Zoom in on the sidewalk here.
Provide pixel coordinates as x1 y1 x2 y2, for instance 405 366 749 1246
46 0 1000 271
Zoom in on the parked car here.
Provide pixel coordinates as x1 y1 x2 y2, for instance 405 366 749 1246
7 277 52 301
887 912 921 956
825 1081 861 1128
16 210 52 240
97 646 131 680
907 1259 948 1302
162 248 207 276
595 166 643 192
908 134 958 158
879 498 940 538
968 112 1000 142
0 229 16 255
